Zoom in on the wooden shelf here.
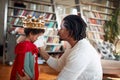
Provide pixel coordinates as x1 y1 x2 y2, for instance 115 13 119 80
91 10 113 16
89 17 108 21
80 1 115 10
44 35 59 37
8 16 57 22
10 0 53 6
8 6 55 14
76 1 114 42
12 25 23 27
83 15 108 20
82 9 113 16
63 1 115 10
86 30 105 35
87 23 103 27
47 51 64 54
46 43 62 46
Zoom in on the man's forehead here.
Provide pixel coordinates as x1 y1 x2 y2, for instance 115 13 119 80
61 20 65 28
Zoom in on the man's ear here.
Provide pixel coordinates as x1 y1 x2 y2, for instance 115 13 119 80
68 31 73 38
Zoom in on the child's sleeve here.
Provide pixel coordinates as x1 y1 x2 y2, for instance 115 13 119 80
24 52 34 78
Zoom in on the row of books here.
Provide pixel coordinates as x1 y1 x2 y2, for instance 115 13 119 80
45 22 55 28
44 36 60 43
82 10 105 41
8 9 54 20
44 29 58 36
87 25 104 34
91 7 106 14
45 45 62 52
83 11 106 25
8 17 55 28
87 32 104 40
29 4 53 12
83 11 103 18
82 5 107 17
84 17 105 25
9 0 53 13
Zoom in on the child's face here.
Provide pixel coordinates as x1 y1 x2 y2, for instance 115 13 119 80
30 33 43 42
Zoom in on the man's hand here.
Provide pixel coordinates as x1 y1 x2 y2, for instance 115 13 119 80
39 47 50 61
16 70 31 80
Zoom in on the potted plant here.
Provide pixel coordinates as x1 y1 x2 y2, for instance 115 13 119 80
104 8 120 43
104 8 120 60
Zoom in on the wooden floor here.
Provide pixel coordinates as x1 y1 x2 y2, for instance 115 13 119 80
0 62 58 80
1 61 120 80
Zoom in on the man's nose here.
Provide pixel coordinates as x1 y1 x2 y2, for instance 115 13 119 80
57 29 60 35
57 28 61 32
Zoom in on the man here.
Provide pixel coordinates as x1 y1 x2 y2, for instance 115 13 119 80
18 15 103 80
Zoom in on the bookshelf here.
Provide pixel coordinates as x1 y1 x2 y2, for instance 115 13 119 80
75 1 115 42
6 0 63 63
73 1 119 60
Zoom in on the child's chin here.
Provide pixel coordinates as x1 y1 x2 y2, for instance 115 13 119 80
32 41 35 43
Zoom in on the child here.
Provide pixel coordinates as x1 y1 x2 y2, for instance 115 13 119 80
10 15 45 80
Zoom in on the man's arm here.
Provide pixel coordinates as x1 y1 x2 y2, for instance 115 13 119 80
39 47 50 61
39 47 66 72
56 50 90 80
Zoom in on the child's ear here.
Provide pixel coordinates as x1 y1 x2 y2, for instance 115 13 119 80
29 32 33 36
37 32 42 36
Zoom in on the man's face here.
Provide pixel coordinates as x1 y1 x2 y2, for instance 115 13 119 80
58 21 70 41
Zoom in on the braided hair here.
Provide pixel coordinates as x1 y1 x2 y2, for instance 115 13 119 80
63 15 87 40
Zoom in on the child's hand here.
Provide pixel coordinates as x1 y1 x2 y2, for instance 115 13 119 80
16 70 32 80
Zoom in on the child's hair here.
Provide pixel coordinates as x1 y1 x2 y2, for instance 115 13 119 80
24 28 45 36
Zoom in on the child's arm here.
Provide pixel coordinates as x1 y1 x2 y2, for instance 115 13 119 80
16 70 32 80
24 52 34 79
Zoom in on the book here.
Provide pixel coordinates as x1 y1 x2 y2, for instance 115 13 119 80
35 12 41 18
47 37 53 43
89 18 96 24
45 45 53 52
54 45 62 52
45 45 62 52
89 12 95 18
46 37 59 43
45 22 54 28
52 37 59 43
97 27 104 33
13 18 19 25
86 32 94 39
